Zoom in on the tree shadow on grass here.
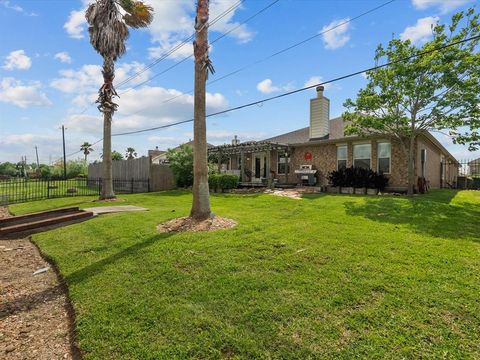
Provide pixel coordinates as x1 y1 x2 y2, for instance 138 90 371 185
343 192 480 241
65 232 173 286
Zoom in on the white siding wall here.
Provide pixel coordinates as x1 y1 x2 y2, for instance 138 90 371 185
309 96 330 139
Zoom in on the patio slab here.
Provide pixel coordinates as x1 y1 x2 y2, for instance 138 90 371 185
84 205 149 215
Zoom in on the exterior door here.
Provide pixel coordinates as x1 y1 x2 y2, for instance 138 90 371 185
252 153 265 182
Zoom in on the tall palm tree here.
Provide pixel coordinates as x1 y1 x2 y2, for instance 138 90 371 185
190 0 214 220
86 0 153 200
80 142 94 163
125 147 137 159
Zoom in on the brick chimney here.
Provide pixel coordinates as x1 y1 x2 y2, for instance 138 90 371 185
309 85 330 139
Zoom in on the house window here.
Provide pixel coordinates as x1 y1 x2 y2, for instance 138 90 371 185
337 145 347 170
353 143 371 169
278 153 289 174
377 142 391 174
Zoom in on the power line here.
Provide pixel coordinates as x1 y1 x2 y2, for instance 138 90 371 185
63 29 480 160
133 0 396 112
115 0 245 88
119 0 282 96
110 34 480 137
77 0 245 115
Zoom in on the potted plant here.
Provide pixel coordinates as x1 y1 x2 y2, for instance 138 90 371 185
327 169 342 193
373 173 389 194
340 166 354 194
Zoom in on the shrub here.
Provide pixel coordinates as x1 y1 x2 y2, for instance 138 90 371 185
328 166 389 190
209 174 239 192
166 145 194 187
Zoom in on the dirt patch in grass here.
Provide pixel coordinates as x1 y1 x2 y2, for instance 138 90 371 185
265 188 320 200
0 238 80 359
157 216 236 233
93 197 127 203
0 206 11 219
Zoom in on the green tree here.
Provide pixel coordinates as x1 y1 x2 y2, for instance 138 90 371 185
125 147 137 160
112 151 123 161
80 142 94 163
343 8 480 195
166 145 194 188
86 0 153 200
0 162 18 177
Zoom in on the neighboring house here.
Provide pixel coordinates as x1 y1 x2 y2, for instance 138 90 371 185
148 141 214 164
468 158 480 176
209 86 459 191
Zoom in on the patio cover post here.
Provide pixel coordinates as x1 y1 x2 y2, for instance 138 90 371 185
266 148 272 189
240 150 245 182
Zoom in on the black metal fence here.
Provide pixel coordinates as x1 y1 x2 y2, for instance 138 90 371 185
0 178 150 205
441 159 480 190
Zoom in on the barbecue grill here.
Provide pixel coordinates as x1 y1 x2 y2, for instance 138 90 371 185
294 165 317 186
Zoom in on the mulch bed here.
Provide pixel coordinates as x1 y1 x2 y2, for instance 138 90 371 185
157 216 237 233
0 234 78 359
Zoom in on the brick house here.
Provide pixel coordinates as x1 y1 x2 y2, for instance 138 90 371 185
208 86 459 191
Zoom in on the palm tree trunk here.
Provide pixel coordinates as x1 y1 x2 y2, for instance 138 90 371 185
100 57 116 200
190 0 211 220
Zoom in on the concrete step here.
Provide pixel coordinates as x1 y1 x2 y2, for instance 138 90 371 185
0 210 93 236
0 207 80 227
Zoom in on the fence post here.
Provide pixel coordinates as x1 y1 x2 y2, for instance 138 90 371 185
98 178 102 197
131 178 134 194
147 178 150 193
47 178 50 199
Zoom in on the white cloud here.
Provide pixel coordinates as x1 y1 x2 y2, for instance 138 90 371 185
50 62 151 94
256 79 293 94
0 133 58 146
65 0 253 56
2 50 32 70
304 76 332 90
64 85 228 136
54 52 72 64
0 78 52 108
400 16 439 44
321 18 351 50
412 0 472 13
64 8 87 39
1 1 37 16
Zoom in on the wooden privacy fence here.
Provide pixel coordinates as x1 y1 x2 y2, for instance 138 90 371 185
88 157 175 192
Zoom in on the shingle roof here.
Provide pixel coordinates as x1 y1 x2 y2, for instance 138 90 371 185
263 127 310 144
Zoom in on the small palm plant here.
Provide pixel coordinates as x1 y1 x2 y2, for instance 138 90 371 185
80 142 94 163
86 0 153 199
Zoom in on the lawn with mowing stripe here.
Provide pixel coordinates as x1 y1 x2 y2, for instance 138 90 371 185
9 190 480 359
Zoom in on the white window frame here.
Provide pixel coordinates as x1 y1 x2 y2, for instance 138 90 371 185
377 142 391 174
353 143 371 169
336 144 348 170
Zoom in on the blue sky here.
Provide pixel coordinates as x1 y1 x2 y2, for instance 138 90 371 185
0 0 478 164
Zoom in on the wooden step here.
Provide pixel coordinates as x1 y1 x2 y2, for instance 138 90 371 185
0 210 93 236
0 207 80 227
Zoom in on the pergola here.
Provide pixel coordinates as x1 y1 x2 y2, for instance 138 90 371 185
208 141 290 184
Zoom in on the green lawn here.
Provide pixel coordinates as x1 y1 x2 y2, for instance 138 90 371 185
9 190 480 359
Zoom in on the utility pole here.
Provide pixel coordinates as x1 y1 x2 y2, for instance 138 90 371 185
61 125 67 179
35 146 40 168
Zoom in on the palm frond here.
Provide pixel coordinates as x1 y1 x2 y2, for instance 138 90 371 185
122 1 153 28
86 0 129 60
